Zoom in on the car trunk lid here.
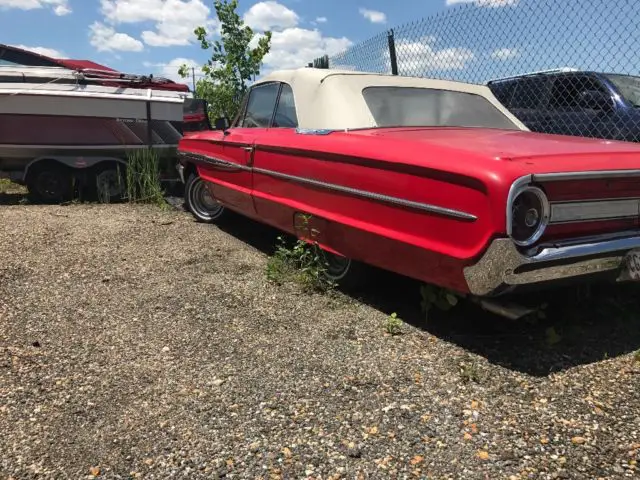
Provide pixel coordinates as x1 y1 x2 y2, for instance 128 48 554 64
349 127 640 169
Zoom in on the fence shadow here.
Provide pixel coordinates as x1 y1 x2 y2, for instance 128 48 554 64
209 214 640 377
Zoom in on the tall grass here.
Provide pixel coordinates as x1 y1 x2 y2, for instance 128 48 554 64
125 149 165 206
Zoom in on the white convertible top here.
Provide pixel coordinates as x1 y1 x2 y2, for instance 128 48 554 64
256 68 528 131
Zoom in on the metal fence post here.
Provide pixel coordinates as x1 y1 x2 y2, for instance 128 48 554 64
387 29 398 75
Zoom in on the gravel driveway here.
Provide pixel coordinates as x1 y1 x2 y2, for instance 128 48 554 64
1 201 639 479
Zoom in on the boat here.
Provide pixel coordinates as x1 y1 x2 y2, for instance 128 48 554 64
0 44 192 202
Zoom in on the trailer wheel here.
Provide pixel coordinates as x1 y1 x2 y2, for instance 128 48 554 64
185 173 226 223
92 163 126 203
26 164 73 203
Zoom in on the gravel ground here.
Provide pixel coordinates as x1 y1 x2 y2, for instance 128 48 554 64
1 199 640 480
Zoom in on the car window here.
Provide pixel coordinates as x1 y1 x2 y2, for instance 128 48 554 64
510 78 548 109
240 82 280 128
604 74 640 107
362 86 520 130
232 92 250 128
549 75 607 109
489 81 517 108
273 83 298 128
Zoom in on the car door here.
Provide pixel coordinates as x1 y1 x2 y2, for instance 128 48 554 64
204 81 280 216
250 82 306 233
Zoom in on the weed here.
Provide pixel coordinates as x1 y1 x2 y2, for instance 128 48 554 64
544 326 562 347
420 284 463 321
124 149 166 207
266 236 335 293
384 312 403 336
0 179 27 195
459 361 482 384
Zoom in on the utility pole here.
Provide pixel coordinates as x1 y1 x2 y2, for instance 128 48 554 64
191 66 196 96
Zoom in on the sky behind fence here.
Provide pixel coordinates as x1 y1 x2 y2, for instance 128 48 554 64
322 0 640 84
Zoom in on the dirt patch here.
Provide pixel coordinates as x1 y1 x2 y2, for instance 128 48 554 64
1 204 639 479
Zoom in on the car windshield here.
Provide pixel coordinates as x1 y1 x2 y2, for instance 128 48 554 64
605 74 640 107
362 86 520 130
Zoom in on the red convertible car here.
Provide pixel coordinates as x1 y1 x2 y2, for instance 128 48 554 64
177 68 640 298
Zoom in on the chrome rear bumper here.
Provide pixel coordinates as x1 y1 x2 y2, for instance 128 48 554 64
464 233 640 296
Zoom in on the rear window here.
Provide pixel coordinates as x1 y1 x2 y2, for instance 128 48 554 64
362 86 519 130
510 77 548 109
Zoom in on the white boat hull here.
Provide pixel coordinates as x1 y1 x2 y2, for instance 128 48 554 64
0 79 187 180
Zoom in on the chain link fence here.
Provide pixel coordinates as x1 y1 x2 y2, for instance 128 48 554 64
310 0 640 143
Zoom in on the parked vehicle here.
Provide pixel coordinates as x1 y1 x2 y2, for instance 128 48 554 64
178 67 640 301
0 44 191 202
183 98 212 133
487 68 640 143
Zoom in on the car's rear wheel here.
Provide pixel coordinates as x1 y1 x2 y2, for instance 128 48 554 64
185 173 226 223
321 250 367 289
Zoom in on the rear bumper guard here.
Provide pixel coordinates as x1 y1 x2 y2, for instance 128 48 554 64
176 163 186 184
464 233 640 296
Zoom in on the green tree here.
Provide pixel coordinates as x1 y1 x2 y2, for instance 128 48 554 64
179 0 272 121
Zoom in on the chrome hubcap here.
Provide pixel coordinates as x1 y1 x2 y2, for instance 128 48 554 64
191 179 223 219
323 251 351 280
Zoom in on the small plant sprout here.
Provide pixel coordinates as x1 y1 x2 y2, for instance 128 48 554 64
459 361 482 384
385 312 403 336
420 284 462 321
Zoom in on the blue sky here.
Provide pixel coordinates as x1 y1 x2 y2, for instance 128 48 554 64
0 0 482 82
1 0 638 86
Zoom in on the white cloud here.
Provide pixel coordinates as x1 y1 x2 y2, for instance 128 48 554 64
358 7 386 24
315 16 327 23
446 0 518 7
89 22 144 52
391 37 475 72
11 44 65 58
491 48 519 60
260 27 352 71
145 57 199 82
100 0 215 47
243 1 299 31
0 0 71 14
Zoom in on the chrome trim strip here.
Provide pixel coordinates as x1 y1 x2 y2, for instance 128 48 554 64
252 167 477 221
178 151 251 172
549 198 640 224
295 128 335 135
464 234 640 296
177 151 476 221
533 234 640 263
533 170 640 182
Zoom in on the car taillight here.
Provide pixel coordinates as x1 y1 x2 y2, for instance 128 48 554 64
509 186 550 246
